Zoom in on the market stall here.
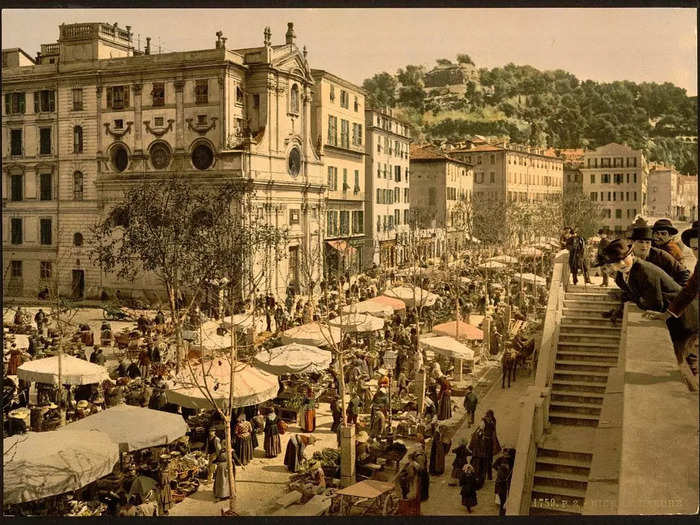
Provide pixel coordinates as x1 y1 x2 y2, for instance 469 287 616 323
280 322 342 347
420 335 475 380
329 313 384 334
516 247 543 258
432 320 484 341
512 272 547 287
253 344 332 376
341 299 393 318
382 286 438 308
477 261 507 271
17 355 110 386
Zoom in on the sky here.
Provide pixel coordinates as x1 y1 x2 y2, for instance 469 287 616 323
2 8 697 95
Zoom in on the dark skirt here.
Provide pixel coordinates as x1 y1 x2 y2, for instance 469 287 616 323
234 435 254 466
437 392 452 420
264 433 282 458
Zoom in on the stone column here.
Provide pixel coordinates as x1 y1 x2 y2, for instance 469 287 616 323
340 423 356 488
96 86 103 158
414 369 427 415
174 79 185 152
132 83 143 154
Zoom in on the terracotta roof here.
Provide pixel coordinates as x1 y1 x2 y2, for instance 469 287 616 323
451 144 505 153
410 144 469 165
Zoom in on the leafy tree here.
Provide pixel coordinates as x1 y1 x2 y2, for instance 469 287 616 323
456 54 474 66
362 72 397 109
562 192 604 239
396 65 425 87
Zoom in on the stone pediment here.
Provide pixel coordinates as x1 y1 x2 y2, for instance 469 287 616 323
272 49 311 82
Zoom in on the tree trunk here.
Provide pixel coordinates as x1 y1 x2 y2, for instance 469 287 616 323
224 415 236 512
168 286 182 374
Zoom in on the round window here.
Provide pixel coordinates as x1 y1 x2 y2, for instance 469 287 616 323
192 144 214 170
111 145 129 172
150 143 171 169
73 232 84 247
288 147 301 177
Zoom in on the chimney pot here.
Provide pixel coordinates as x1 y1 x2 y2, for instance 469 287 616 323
145 37 151 55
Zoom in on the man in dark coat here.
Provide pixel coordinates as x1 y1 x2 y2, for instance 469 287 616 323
468 424 488 488
501 351 513 389
602 239 698 389
597 229 611 286
463 385 478 426
494 459 511 516
630 226 690 286
482 410 501 481
652 219 684 263
564 227 591 285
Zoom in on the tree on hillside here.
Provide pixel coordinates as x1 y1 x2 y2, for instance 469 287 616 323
562 193 604 239
397 85 426 113
363 72 397 109
436 58 452 66
456 54 474 66
396 65 425 88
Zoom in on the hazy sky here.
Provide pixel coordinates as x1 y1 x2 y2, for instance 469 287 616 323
3 8 697 95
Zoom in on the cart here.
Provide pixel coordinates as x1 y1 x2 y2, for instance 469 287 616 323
329 480 399 516
103 304 131 321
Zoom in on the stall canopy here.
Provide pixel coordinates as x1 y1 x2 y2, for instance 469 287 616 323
420 336 474 361
513 272 547 287
329 312 384 333
367 295 406 312
17 355 110 385
326 240 357 256
433 320 484 341
197 320 233 351
342 299 393 318
280 322 342 347
478 261 507 271
383 286 438 308
166 360 279 409
488 255 518 265
253 344 332 375
3 429 120 505
221 313 266 333
516 247 543 258
61 405 189 452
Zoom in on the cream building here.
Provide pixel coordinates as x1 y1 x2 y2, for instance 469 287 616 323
310 69 366 276
2 22 325 302
364 107 411 269
647 163 680 219
581 143 648 234
677 174 698 222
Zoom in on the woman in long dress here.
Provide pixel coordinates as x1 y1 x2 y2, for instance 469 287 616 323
459 464 478 513
437 376 452 420
233 414 254 466
429 425 451 476
213 451 231 500
301 388 316 432
263 411 282 458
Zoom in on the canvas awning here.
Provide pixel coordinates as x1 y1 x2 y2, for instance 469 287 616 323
420 336 474 361
280 322 342 347
433 320 484 341
329 313 384 333
3 430 120 504
61 405 189 452
254 344 332 375
326 240 357 256
513 272 547 287
383 286 439 308
17 355 110 385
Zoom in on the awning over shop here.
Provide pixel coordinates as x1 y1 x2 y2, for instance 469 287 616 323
326 240 357 256
17 355 110 386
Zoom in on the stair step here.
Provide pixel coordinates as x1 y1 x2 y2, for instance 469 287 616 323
538 448 593 464
558 341 619 349
555 359 615 370
552 380 606 393
556 350 618 363
549 411 600 426
534 470 589 484
532 483 587 499
560 323 621 331
551 391 605 404
559 332 620 341
553 369 609 378
563 299 620 306
550 401 603 415
535 458 591 476
561 314 618 322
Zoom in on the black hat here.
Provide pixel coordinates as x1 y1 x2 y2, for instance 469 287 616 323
681 221 698 248
602 239 634 264
652 218 678 235
629 226 653 242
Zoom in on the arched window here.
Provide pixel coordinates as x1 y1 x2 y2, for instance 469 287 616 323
73 126 83 153
73 171 84 200
73 232 84 247
290 84 299 114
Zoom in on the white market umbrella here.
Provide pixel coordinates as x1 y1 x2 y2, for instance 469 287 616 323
420 336 475 361
221 313 266 333
197 320 233 351
478 261 507 271
383 286 439 308
3 430 120 504
342 299 393 318
488 255 518 265
329 313 385 333
165 360 279 409
280 322 342 347
253 344 332 375
516 247 543 258
61 405 189 452
5 334 29 351
513 272 547 287
17 355 109 385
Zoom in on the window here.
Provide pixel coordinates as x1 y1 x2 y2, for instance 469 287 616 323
614 173 623 184
490 154 496 164
151 82 165 106
11 174 23 201
377 188 382 204
634 191 637 201
327 166 338 191
106 86 129 110
4 93 26 114
607 192 611 201
590 192 597 201
339 211 350 235
289 209 300 225
395 165 401 181
10 261 22 278
352 123 363 146
327 210 338 236
602 173 610 184
340 90 349 109
114 119 124 129
352 211 363 234
11 218 22 244
34 90 55 113
73 172 84 200
354 170 360 193
404 188 409 203
395 209 400 226
354 96 359 112
342 168 348 191
40 218 52 245
633 173 637 183
626 192 629 201
290 84 299 114
253 94 260 109
327 116 337 146
40 262 52 280
329 85 335 102
428 187 436 206
340 119 349 148
191 144 213 170
10 129 22 156
404 209 409 224
72 88 83 111
377 215 381 232
40 173 52 201
73 126 83 153
615 209 622 219
490 172 495 184
613 192 616 201
236 86 243 104
112 144 130 172
195 79 208 104
73 232 84 246
395 187 400 203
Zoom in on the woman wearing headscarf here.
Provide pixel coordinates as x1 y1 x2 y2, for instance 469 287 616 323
213 450 232 501
301 387 316 432
429 424 451 476
233 413 254 466
263 411 282 458
437 375 452 421
451 438 470 484
459 463 478 513
482 410 501 481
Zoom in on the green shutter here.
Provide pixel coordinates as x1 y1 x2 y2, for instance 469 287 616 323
106 87 113 109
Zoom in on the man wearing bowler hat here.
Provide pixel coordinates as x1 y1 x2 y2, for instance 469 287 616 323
652 218 684 263
630 225 690 286
602 238 698 391
596 229 611 286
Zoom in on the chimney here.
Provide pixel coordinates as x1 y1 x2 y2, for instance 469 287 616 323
285 22 296 45
145 37 151 55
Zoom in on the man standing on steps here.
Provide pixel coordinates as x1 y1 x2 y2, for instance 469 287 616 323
564 227 591 286
630 225 690 286
597 229 611 286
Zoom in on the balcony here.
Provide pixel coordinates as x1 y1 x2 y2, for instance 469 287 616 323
40 43 59 56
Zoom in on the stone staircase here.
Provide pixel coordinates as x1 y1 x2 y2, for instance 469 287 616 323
529 284 622 516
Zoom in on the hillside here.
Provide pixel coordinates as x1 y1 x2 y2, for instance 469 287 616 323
363 59 698 173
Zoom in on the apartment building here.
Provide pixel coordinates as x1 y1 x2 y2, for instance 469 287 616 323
647 163 680 219
409 144 473 258
310 70 366 276
581 142 648 233
364 107 411 269
2 22 325 301
677 175 698 222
